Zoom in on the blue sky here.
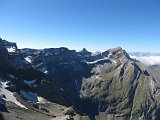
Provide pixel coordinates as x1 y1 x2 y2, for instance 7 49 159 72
0 0 160 52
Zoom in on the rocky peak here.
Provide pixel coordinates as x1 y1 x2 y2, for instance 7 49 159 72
104 47 130 61
2 40 17 53
109 46 122 51
78 48 91 59
80 48 89 53
106 47 123 56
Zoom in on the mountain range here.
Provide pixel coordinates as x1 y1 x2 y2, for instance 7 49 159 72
0 38 160 120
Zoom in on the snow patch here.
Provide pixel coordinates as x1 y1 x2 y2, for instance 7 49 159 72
44 71 48 74
37 96 46 103
112 60 117 64
108 52 112 57
118 64 123 70
6 46 16 53
95 76 100 79
24 56 32 63
2 81 9 88
38 67 48 73
119 58 122 63
87 57 108 64
0 79 27 109
117 51 122 54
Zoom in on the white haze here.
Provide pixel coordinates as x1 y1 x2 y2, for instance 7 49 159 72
130 56 160 66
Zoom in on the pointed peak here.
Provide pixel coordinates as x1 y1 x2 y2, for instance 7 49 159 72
102 47 131 59
108 47 123 53
79 48 89 53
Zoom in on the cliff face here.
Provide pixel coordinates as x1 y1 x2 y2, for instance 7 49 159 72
0 38 160 120
0 38 8 57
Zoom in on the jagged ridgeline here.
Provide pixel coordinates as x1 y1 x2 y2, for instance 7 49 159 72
0 37 160 120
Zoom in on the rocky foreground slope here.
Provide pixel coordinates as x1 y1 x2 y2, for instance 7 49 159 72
0 38 160 120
